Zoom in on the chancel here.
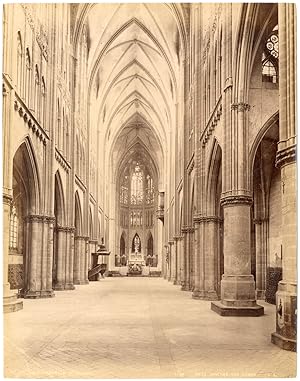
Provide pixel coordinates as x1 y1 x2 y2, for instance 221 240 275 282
3 3 297 378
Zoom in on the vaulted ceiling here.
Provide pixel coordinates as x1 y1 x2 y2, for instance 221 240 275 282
73 3 188 183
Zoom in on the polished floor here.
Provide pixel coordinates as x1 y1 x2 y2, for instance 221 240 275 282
4 277 297 378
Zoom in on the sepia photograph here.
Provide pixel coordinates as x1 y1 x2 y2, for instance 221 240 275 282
2 2 297 378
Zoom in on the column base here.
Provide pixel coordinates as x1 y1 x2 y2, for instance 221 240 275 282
211 300 264 316
271 281 297 352
256 289 266 300
23 290 55 299
181 283 191 291
53 283 65 291
173 279 181 285
64 283 75 290
192 289 219 301
3 292 23 313
271 332 296 352
73 280 89 285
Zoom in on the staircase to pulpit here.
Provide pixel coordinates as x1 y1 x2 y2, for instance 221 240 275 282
88 241 110 281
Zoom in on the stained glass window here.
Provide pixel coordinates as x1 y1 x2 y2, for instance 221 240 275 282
145 174 154 204
262 27 278 83
120 174 129 204
131 163 143 204
266 32 278 59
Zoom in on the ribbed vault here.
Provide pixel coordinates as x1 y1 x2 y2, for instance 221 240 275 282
73 3 187 188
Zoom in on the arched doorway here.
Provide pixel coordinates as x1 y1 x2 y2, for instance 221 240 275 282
252 116 280 303
119 233 126 266
146 232 154 267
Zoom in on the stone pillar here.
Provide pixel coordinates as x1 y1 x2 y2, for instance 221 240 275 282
66 228 75 289
73 236 81 284
211 3 263 316
173 236 181 285
84 237 89 283
23 215 55 298
211 198 263 316
189 228 195 291
163 245 168 279
178 236 184 285
167 241 173 282
254 218 268 299
193 216 218 300
271 3 296 352
181 227 192 291
53 227 66 290
75 236 88 285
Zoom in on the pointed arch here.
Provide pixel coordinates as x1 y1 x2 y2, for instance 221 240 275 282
54 170 66 226
89 206 94 238
74 191 83 236
206 139 222 216
249 110 279 186
147 231 153 255
13 136 41 214
131 232 141 253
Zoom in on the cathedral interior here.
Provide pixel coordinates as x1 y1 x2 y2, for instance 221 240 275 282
3 3 297 378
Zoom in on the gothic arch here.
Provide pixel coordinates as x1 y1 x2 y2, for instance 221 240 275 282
249 111 279 190
206 139 222 216
54 171 66 226
12 137 41 214
74 191 83 236
89 206 93 239
131 233 141 253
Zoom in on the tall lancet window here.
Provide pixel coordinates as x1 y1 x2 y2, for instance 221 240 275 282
9 204 18 249
120 172 129 204
145 174 154 204
131 163 143 205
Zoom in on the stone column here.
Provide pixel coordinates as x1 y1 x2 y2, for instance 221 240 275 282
271 3 296 352
24 215 55 298
211 197 263 316
167 241 173 282
178 236 184 285
211 3 263 316
53 227 66 290
78 236 88 284
73 236 81 284
173 236 181 285
189 228 195 291
193 216 218 300
162 245 168 279
181 227 192 291
66 228 75 289
254 218 268 299
84 237 89 283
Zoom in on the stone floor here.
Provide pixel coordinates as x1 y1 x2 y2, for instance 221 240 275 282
4 277 297 378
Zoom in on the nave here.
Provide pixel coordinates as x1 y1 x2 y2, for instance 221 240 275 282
4 277 296 378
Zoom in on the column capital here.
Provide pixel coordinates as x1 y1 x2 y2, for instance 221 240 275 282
57 226 76 233
193 214 221 223
74 235 87 240
181 226 195 234
276 144 296 168
24 214 56 223
220 195 252 207
3 193 12 206
231 102 251 112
